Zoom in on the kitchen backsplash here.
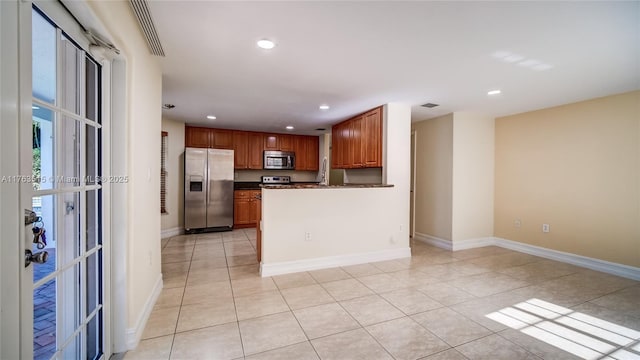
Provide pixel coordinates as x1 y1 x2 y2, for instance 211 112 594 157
234 169 319 182
344 168 383 184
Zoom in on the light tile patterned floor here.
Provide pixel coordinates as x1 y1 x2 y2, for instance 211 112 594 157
125 229 640 360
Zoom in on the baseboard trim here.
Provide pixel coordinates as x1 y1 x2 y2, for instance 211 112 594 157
161 227 183 239
125 274 163 350
451 237 496 251
413 232 453 250
414 233 640 281
260 247 411 277
493 237 640 281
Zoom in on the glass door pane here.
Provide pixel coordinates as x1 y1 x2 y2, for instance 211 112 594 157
31 7 104 360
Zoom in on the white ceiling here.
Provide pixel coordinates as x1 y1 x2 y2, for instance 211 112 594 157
150 1 640 135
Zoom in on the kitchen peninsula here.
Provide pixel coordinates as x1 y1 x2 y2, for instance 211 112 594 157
259 103 412 277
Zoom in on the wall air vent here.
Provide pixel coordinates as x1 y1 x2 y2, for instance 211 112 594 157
421 103 439 108
129 0 165 56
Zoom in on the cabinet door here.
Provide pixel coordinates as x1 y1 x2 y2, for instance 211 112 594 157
233 194 252 226
279 134 294 151
264 133 279 150
185 127 211 148
248 191 259 223
351 115 364 168
211 129 234 149
233 131 249 169
248 132 263 169
306 136 319 171
293 135 306 170
331 126 340 168
363 107 382 167
341 122 352 168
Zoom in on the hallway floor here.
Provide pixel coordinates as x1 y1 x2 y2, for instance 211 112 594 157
126 229 640 359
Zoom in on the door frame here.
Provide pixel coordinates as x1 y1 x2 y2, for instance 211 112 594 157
1 1 118 358
1 0 32 358
410 130 417 238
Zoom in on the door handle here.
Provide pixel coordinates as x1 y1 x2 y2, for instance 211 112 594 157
25 249 48 268
66 201 75 214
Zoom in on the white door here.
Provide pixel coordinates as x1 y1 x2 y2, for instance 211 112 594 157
1 2 108 359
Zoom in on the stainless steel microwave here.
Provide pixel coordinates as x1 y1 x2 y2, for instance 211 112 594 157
263 151 295 170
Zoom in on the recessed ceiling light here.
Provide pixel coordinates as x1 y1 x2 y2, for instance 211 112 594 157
257 39 275 49
206 115 217 120
285 125 294 130
487 90 502 96
319 104 330 110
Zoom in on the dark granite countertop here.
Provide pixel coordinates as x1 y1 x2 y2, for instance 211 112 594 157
262 183 394 189
234 182 261 190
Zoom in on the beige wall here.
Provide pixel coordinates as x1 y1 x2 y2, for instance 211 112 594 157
495 91 640 267
412 114 453 241
161 118 185 232
452 113 495 241
89 0 163 339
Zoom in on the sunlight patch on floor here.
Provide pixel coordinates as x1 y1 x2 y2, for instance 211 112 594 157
486 298 640 360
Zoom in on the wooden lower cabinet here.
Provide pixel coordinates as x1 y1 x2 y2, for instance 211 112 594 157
234 190 260 228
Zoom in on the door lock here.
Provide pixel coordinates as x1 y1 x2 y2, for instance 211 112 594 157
25 249 48 268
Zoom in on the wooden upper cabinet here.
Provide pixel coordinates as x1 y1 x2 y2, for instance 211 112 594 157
233 131 249 169
294 135 306 170
341 123 352 168
306 136 319 171
264 134 279 150
185 126 319 171
248 132 263 169
293 135 319 171
264 133 296 152
211 129 234 149
331 127 339 168
351 115 364 168
363 107 382 167
279 134 294 151
185 127 211 148
330 106 382 169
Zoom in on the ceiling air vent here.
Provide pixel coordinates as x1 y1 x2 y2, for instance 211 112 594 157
421 103 439 108
129 0 165 56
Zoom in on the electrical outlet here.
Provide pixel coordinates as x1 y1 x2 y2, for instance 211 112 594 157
305 232 312 241
542 224 550 233
514 219 521 228
389 236 395 244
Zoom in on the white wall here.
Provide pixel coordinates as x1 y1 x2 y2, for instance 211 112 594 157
161 118 184 233
262 187 408 264
261 103 412 272
452 113 495 241
383 103 412 237
87 0 163 349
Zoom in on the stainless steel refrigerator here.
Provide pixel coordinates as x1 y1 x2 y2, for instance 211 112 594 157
184 148 234 232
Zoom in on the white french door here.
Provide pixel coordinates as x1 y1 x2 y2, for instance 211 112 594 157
0 2 109 359
31 6 106 359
